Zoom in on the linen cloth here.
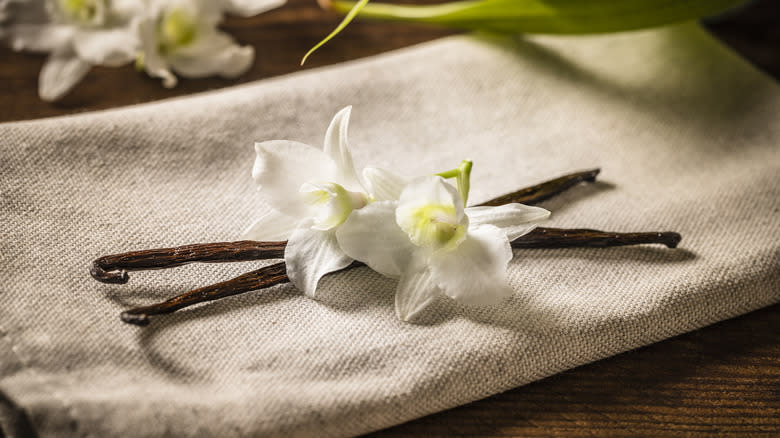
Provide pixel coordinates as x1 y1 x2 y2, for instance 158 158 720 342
1 23 778 437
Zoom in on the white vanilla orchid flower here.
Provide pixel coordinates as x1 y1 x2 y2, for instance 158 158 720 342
245 106 405 298
137 0 284 88
336 174 551 322
1 0 142 101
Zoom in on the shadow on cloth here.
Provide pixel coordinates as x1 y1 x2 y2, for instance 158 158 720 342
413 245 697 328
118 282 296 380
120 268 397 379
476 24 776 151
0 389 39 438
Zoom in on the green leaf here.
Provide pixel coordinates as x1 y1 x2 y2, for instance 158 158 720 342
302 0 371 65
329 0 747 34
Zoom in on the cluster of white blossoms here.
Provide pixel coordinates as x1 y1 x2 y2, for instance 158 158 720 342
0 0 285 101
247 107 552 322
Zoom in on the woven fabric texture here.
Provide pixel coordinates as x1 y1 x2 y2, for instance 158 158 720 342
0 24 778 438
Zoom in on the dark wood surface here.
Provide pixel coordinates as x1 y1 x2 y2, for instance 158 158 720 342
1 0 778 436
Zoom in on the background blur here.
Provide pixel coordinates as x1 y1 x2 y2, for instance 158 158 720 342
0 0 778 122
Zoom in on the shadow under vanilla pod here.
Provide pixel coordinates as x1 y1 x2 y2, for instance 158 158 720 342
90 168 682 326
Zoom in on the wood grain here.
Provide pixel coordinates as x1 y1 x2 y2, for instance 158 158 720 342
1 0 778 436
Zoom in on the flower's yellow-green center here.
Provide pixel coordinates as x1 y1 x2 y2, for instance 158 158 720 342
300 182 368 231
158 8 197 53
402 204 466 249
59 0 104 25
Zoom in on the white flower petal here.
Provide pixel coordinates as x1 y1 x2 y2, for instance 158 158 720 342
138 16 177 88
284 222 353 298
38 49 91 101
8 24 72 52
362 167 407 201
322 106 363 192
466 203 550 241
243 209 298 241
429 224 514 306
73 28 137 67
252 140 338 217
336 201 414 278
395 257 439 322
169 31 254 79
221 0 286 17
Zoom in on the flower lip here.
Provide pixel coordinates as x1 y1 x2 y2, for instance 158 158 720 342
300 181 369 231
398 203 467 250
395 176 469 251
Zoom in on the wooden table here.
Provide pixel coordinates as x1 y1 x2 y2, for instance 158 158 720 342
1 1 777 436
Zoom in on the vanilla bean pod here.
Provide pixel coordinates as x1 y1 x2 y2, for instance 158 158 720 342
479 168 600 207
119 228 680 325
91 169 600 284
120 262 290 326
512 228 681 249
91 241 286 284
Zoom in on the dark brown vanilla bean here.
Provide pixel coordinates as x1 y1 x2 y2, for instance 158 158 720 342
512 228 681 249
479 168 600 206
119 229 681 325
120 262 290 326
91 169 601 284
91 241 286 284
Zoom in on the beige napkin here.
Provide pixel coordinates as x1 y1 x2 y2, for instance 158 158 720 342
1 24 778 438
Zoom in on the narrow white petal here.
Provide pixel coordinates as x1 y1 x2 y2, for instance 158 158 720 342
243 209 298 241
8 25 73 53
322 106 363 192
284 222 353 298
252 140 337 217
362 167 408 201
38 50 91 101
429 225 514 306
336 201 414 278
395 257 439 322
221 0 286 16
466 203 550 241
72 28 138 67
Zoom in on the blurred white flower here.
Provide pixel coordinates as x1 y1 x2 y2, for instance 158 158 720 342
337 174 550 322
1 0 143 101
246 106 404 298
137 0 284 88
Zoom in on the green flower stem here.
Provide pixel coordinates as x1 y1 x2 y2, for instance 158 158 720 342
328 0 746 34
435 159 473 205
301 0 370 64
